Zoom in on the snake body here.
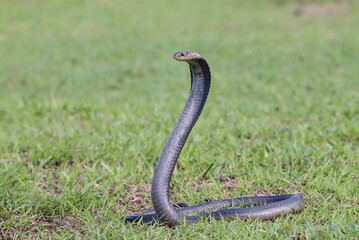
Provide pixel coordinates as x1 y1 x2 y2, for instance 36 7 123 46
125 51 304 227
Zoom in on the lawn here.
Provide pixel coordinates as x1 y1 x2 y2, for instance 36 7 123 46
0 0 358 239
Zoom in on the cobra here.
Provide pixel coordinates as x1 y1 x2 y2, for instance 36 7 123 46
125 50 304 227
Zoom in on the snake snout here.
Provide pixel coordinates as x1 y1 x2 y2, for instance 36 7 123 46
173 51 187 61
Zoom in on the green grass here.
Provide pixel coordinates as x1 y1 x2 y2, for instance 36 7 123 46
0 0 358 239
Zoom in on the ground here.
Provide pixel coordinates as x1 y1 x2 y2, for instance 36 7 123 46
0 0 358 239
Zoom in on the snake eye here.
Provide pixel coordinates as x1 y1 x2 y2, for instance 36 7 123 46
180 53 185 57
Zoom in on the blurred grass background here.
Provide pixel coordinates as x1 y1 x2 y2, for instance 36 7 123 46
0 0 358 238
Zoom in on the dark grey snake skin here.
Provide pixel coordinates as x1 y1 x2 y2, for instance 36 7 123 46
125 51 304 227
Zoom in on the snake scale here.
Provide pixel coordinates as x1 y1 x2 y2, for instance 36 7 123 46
125 50 304 227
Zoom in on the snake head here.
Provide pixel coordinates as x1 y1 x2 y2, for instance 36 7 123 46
173 51 204 62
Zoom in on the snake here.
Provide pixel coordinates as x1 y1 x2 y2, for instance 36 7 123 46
125 50 304 227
